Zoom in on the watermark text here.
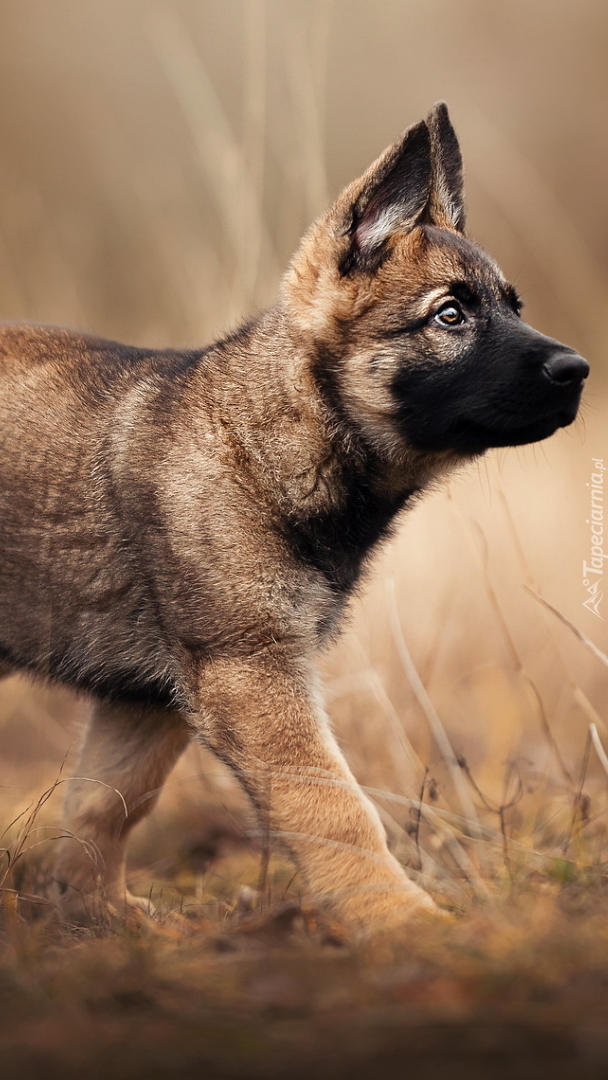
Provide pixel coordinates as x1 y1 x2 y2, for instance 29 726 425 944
583 458 605 618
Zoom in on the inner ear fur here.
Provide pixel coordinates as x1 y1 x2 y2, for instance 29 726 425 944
340 119 432 275
339 103 466 275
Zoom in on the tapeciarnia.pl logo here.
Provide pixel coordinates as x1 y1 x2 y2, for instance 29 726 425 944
583 458 605 619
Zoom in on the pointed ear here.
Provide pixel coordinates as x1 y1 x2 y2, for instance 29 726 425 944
425 101 465 232
340 119 432 274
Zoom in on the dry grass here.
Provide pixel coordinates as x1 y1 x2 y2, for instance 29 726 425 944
1 1 608 1075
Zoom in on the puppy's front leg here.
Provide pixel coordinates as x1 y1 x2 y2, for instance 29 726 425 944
193 651 434 933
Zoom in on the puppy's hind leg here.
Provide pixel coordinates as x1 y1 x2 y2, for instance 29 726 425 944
51 698 190 924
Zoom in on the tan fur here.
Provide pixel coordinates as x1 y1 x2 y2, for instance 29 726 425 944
0 321 443 930
0 106 585 933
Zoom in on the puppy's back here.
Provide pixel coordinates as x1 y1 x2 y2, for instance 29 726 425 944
0 324 181 704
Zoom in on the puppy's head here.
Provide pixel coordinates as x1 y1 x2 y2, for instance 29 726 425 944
281 104 588 464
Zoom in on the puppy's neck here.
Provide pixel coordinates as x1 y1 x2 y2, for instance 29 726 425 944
190 307 453 526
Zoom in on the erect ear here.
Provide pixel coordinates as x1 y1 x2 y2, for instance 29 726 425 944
425 101 465 232
340 119 433 274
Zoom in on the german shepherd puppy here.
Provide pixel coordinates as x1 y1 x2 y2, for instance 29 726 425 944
0 104 588 932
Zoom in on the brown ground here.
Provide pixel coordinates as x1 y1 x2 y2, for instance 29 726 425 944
4 867 608 1079
4 752 608 1080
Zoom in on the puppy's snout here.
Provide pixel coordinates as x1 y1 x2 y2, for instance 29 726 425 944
542 351 589 388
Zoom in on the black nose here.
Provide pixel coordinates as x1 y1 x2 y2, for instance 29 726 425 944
543 351 589 387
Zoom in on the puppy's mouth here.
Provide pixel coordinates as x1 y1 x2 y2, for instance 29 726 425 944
453 396 583 452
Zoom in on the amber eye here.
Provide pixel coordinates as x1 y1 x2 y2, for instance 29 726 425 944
433 302 464 327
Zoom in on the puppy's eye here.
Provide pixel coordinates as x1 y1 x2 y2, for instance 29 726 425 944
433 303 464 327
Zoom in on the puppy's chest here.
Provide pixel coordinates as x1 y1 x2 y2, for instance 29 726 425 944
284 485 407 599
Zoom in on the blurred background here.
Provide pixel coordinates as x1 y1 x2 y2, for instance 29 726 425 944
1 0 608 907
